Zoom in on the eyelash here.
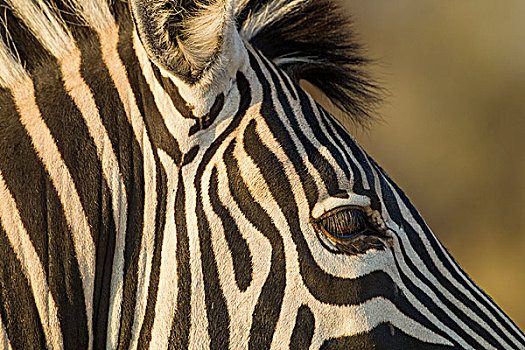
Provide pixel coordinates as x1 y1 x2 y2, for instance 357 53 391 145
315 207 368 239
312 206 392 255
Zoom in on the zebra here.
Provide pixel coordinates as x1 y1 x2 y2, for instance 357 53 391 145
0 0 523 348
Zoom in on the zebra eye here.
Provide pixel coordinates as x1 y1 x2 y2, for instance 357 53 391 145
314 207 368 240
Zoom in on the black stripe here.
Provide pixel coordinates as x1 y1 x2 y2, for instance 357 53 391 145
78 31 129 349
0 89 89 349
34 53 112 246
137 66 183 165
248 50 319 208
289 305 315 349
182 145 200 166
197 182 231 349
322 108 378 198
210 167 253 291
44 178 90 350
0 90 51 273
151 65 195 120
273 64 298 100
189 93 226 136
223 139 285 349
317 109 354 180
34 49 114 349
168 169 191 349
322 113 384 215
326 117 366 192
0 225 47 350
276 69 351 180
0 6 51 73
321 323 455 350
116 22 146 349
257 53 343 197
137 162 169 348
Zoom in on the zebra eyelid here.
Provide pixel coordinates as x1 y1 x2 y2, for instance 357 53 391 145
311 194 372 220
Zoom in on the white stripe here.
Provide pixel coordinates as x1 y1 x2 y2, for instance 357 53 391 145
11 78 95 349
91 25 157 349
186 166 211 350
149 150 179 349
5 0 74 57
65 0 114 33
0 39 27 89
309 297 453 347
314 104 370 190
58 48 130 350
0 312 12 350
0 170 64 350
133 31 195 151
208 158 273 348
128 38 158 350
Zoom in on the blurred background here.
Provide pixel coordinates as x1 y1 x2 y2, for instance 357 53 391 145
336 1 525 327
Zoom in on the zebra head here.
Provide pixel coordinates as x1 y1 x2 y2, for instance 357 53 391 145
0 0 523 349
126 0 525 348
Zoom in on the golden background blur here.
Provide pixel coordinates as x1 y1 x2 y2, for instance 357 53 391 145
343 1 525 328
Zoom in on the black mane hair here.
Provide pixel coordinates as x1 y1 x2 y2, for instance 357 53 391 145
236 0 381 124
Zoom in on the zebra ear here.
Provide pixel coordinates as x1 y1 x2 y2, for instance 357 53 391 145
129 0 235 84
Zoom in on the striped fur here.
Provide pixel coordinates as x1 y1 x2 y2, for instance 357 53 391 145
0 0 523 349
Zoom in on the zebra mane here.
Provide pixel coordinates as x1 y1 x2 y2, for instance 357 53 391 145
0 0 379 124
236 0 381 124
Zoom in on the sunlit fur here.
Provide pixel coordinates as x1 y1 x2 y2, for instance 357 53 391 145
0 0 523 349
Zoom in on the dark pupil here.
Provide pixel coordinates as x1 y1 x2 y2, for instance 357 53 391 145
320 209 367 238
